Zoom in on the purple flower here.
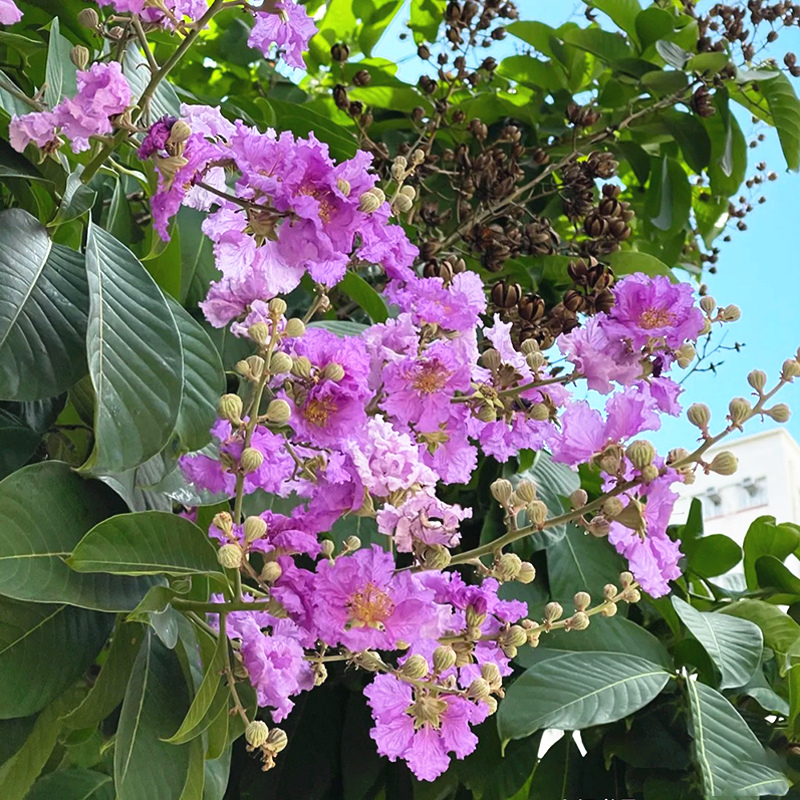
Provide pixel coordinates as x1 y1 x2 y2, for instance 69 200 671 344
248 0 316 70
0 0 22 24
364 673 489 781
376 490 471 552
605 273 704 351
312 545 440 651
96 0 207 26
8 110 60 152
137 116 177 159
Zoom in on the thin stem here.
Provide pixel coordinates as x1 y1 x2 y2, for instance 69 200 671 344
132 17 159 73
0 78 41 110
172 599 274 613
220 612 251 727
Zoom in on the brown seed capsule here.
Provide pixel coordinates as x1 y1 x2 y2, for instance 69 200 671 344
332 84 349 109
518 294 545 322
331 42 350 62
491 280 521 309
352 69 371 87
563 289 586 313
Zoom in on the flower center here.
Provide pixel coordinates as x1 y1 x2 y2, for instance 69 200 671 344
303 396 337 427
347 582 395 629
411 361 450 394
298 185 335 223
638 306 674 329
406 693 448 729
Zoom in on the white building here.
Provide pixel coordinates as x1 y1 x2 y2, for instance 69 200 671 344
671 427 800 546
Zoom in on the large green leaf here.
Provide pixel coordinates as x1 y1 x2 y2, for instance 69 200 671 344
50 168 97 227
671 597 762 690
178 208 219 308
0 408 40 480
0 461 161 611
0 597 112 718
23 768 111 800
527 733 582 800
83 223 182 474
0 209 89 401
114 632 193 800
69 511 222 577
605 249 673 277
498 651 670 742
44 17 78 108
167 298 225 453
561 26 633 62
122 43 181 120
409 0 446 44
646 156 691 234
760 71 800 172
686 679 790 798
337 272 389 323
588 0 642 40
705 89 747 197
684 533 741 578
743 516 800 590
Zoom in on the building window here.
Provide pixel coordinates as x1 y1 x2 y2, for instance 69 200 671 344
738 477 767 510
701 488 723 517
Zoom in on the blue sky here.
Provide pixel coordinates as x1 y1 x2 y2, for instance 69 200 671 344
382 0 800 451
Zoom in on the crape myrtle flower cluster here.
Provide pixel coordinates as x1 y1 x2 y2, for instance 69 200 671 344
142 102 782 779
0 0 21 25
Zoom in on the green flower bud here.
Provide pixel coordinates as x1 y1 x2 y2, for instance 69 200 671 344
490 478 514 506
767 403 791 423
565 611 590 631
268 298 287 317
392 193 413 213
218 394 244 425
626 440 655 470
291 355 312 378
212 511 233 536
529 402 549 421
482 348 502 370
601 601 618 618
421 544 451 569
246 355 266 380
621 587 641 603
400 654 429 679
544 602 563 623
484 696 499 715
283 318 306 338
495 552 522 581
240 447 264 475
516 561 536 584
358 188 383 213
526 351 546 371
476 403 497 423
481 662 502 689
261 560 282 583
266 399 291 424
640 464 660 483
720 304 741 322
245 720 269 748
70 45 90 70
235 359 251 378
573 591 591 612
248 322 270 346
269 351 293 374
320 539 335 558
569 489 588 508
687 403 711 430
728 397 751 426
603 583 618 600
602 497 624 518
218 543 243 569
619 571 634 588
411 148 426 165
322 362 345 382
747 369 767 393
501 625 528 648
432 645 457 673
344 535 361 551
468 677 492 701
699 295 716 315
167 120 192 148
526 500 548 528
667 447 690 466
709 451 738 475
266 728 288 753
244 515 267 543
782 359 800 380
514 480 537 504
78 7 100 27
676 342 695 369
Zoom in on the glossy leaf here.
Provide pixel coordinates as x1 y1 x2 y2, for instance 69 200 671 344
122 43 180 119
761 71 800 172
0 597 112 718
685 533 742 578
409 0 446 44
50 168 96 227
588 0 641 39
561 26 633 62
83 222 182 474
44 17 78 108
605 249 673 277
69 511 222 577
527 733 582 800
672 597 762 689
24 768 111 800
686 679 790 798
0 209 89 401
743 516 800 590
0 408 40 480
498 651 670 742
337 271 389 323
0 461 161 611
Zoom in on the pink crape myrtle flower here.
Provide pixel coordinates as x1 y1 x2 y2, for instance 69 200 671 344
0 0 21 24
95 0 207 26
248 0 317 70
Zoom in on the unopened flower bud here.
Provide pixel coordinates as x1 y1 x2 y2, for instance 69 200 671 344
212 511 233 536
400 654 429 679
399 185 416 200
78 7 100 28
218 543 243 569
529 403 549 421
240 447 264 475
619 571 634 588
699 295 716 315
392 193 413 213
468 677 492 701
526 351 546 371
484 696 499 715
70 45 90 71
266 399 291 424
667 447 690 466
268 298 288 317
245 720 269 748
283 318 306 338
266 728 288 753
720 304 741 322
700 318 712 335
432 645 457 672
573 591 591 612
627 440 655 470
490 478 514 505
687 403 711 430
358 188 384 213
167 120 192 147
621 587 641 603
601 497 624 518
313 662 328 685
601 601 618 617
219 394 243 425
481 662 502 689
526 500 548 528
514 480 536 504
320 539 335 558
344 535 361 551
517 561 536 584
261 560 282 583
748 369 767 393
782 359 800 380
246 355 266 380
411 148 426 165
248 322 270 346
495 552 522 581
391 154 408 175
236 359 251 377
269 351 293 374
465 605 487 630
482 348 502 370
244 515 267 543
355 651 385 672
641 464 660 483
709 451 738 475
476 404 497 423
336 177 351 196
421 544 451 569
728 397 751 426
676 343 695 369
322 362 345 382
565 611 590 631
767 403 791 423
291 355 312 378
570 489 588 508
603 583 618 600
544 602 563 623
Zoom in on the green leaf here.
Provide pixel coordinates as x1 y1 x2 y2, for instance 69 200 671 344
646 156 691 233
686 679 790 798
671 597 762 690
705 89 747 196
167 297 225 453
605 249 673 277
588 0 642 40
83 222 182 474
409 0 446 44
789 663 800 740
634 8 674 51
666 111 712 173
44 17 78 108
640 68 688 96
497 55 567 91
498 651 670 742
687 51 730 76
755 554 800 599
743 516 800 590
69 511 222 577
0 409 40 480
307 319 368 337
685 533 742 578
655 39 690 68
527 733 582 800
62 620 145 730
506 20 558 58
0 461 162 611
23 768 111 800
114 632 193 800
337 271 388 323
269 99 357 161
122 43 180 119
164 632 227 744
0 209 89 401
0 597 112 718
561 26 633 62
178 208 219 307
721 600 800 674
50 168 97 227
760 71 800 172
202 749 231 800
